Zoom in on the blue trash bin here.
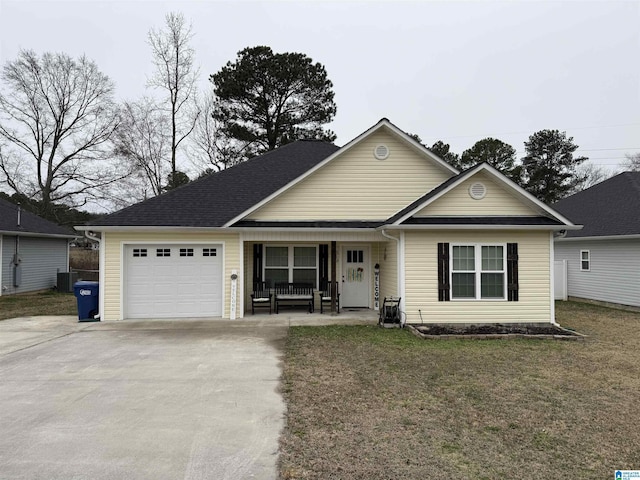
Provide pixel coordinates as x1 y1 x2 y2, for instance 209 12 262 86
73 281 100 322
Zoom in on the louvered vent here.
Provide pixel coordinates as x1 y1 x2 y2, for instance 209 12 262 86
374 144 390 160
469 182 487 200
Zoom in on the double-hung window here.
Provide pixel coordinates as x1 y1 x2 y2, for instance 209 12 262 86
451 244 506 300
580 250 590 271
264 246 318 287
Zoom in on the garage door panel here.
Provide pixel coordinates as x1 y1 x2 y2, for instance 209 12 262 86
125 244 223 319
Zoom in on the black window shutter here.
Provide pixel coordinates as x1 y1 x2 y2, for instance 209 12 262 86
507 243 519 301
319 244 329 287
253 244 263 286
437 242 450 301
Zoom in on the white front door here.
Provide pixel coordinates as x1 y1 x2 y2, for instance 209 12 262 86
341 246 370 307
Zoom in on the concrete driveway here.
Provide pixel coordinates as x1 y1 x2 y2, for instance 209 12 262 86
0 316 287 480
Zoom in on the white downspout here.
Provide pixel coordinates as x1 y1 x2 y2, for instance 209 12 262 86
85 231 103 320
549 231 557 325
381 229 404 311
239 233 244 319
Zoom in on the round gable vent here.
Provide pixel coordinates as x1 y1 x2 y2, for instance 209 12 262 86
469 182 487 200
374 144 390 160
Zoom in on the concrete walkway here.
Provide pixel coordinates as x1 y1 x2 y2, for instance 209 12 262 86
0 316 288 480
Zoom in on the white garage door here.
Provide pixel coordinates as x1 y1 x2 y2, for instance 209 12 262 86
125 244 223 318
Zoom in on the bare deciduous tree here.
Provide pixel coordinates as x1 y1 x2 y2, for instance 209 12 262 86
189 91 246 174
0 50 122 217
114 97 171 199
622 152 640 171
148 12 199 188
571 162 612 193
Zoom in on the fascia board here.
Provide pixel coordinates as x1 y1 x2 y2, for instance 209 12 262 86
222 119 459 227
379 224 581 231
230 227 379 233
75 225 231 233
0 229 77 239
555 234 640 242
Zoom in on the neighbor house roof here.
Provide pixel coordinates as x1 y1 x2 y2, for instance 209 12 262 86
0 198 76 237
553 171 640 238
85 140 340 227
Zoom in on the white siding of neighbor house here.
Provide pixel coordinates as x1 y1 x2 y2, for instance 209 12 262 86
247 129 454 221
1 235 69 295
415 171 541 217
403 230 552 323
554 238 640 307
103 231 240 320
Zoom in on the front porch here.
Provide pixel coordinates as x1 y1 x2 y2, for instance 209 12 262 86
241 234 399 318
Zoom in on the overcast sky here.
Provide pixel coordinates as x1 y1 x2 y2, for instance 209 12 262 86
1 0 639 174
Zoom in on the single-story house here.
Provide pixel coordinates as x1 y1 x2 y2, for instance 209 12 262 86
553 172 640 308
0 198 76 295
78 119 579 323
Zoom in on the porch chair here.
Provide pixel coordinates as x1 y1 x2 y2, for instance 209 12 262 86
319 280 340 314
251 282 272 314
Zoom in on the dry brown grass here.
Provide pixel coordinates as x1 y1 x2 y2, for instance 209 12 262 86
279 301 640 479
69 247 99 280
0 291 76 321
69 247 99 271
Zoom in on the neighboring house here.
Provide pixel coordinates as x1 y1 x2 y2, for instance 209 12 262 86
78 119 578 323
0 198 76 295
553 172 640 308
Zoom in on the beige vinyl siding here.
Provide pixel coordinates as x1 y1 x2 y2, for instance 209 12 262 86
378 240 398 302
404 230 552 323
103 231 240 320
416 172 540 217
248 130 454 221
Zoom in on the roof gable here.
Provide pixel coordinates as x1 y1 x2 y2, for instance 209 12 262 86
387 163 576 227
553 171 640 237
225 118 459 225
241 126 456 222
0 198 76 237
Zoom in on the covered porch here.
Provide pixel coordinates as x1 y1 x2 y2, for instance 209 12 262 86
239 230 399 318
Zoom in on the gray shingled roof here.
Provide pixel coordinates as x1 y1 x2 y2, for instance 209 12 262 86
553 172 640 237
87 140 340 227
0 198 76 237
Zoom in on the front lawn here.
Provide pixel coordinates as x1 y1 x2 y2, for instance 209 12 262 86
279 302 640 479
0 291 76 321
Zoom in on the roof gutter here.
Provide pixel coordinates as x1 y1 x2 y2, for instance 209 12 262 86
555 233 640 242
75 225 232 233
0 230 77 239
378 224 582 231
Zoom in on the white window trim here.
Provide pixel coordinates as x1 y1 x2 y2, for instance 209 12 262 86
263 244 319 287
450 243 507 301
580 250 590 271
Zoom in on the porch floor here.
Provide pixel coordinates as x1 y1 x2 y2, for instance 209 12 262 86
243 308 379 326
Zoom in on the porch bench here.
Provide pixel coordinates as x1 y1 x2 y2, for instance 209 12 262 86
274 282 314 314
